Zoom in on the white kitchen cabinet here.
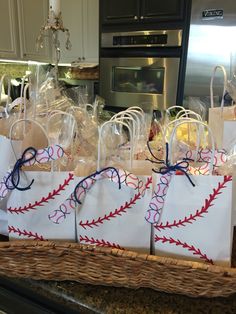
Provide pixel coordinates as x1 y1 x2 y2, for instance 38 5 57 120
82 0 99 63
17 0 51 62
59 0 99 64
0 0 20 59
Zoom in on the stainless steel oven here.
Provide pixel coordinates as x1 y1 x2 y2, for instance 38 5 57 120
100 30 182 110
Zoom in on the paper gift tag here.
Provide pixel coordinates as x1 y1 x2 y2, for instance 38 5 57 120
77 172 152 253
7 171 76 241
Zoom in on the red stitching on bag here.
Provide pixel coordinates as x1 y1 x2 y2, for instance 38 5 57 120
155 235 213 264
155 176 232 231
8 173 74 214
8 226 45 241
80 235 124 250
79 176 152 230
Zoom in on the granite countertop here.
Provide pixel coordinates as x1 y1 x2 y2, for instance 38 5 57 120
1 276 236 314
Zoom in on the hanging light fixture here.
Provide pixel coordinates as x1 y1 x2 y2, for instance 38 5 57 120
36 0 72 80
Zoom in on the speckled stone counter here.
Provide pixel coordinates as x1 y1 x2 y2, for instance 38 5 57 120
1 277 236 314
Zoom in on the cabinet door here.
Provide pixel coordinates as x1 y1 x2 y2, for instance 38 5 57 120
141 0 185 22
17 0 50 62
101 0 140 24
82 0 99 63
59 0 84 64
0 0 20 59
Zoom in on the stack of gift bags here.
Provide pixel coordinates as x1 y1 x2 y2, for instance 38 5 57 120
0 65 235 267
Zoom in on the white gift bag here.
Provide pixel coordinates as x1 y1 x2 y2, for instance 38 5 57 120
7 171 76 241
76 168 152 253
76 120 153 253
6 115 78 241
208 65 236 151
152 174 232 266
147 120 233 266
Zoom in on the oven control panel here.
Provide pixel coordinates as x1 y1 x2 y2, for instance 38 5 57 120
113 34 167 46
101 30 182 48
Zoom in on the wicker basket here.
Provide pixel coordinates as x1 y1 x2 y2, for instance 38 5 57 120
0 240 236 298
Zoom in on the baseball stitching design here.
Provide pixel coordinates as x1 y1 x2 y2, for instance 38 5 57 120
145 173 172 224
8 173 74 214
23 144 64 166
48 189 80 224
154 175 232 264
184 149 228 175
0 171 11 200
79 176 152 229
8 225 45 240
80 235 124 250
185 148 227 168
155 235 213 264
0 144 64 201
155 175 232 231
48 169 151 226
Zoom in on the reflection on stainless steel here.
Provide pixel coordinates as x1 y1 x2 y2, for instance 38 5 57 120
101 30 182 48
184 0 236 101
100 57 180 110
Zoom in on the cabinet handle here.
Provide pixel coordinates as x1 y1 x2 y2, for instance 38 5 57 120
140 16 144 19
134 15 138 20
78 57 81 61
82 57 85 60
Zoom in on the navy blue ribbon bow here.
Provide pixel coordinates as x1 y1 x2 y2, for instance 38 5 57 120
146 142 195 187
5 147 37 191
74 167 121 204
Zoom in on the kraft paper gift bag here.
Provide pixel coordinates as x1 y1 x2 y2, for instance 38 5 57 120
146 121 234 266
208 65 236 151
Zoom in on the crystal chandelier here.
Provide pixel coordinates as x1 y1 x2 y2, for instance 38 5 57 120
36 0 72 80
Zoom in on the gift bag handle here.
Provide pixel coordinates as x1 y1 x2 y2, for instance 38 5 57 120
163 117 204 162
9 118 50 163
0 74 11 114
166 105 185 116
110 116 136 141
127 107 151 139
46 111 78 154
124 110 142 141
111 112 137 138
97 120 133 171
210 65 227 109
164 117 200 142
128 106 144 113
111 112 137 149
112 109 143 154
175 109 202 121
21 83 30 122
169 120 215 174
